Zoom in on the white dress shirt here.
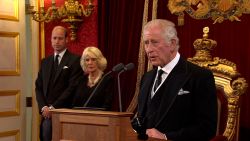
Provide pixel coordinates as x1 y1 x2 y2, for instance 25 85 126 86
151 52 180 98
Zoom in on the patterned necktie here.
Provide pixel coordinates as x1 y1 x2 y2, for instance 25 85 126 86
154 69 164 92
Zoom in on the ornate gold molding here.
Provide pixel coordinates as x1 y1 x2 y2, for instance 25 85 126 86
188 27 248 141
26 0 94 41
0 90 20 117
168 0 250 25
0 32 20 76
0 130 20 141
0 0 19 21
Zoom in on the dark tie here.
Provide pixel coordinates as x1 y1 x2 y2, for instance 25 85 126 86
54 54 59 70
154 69 164 92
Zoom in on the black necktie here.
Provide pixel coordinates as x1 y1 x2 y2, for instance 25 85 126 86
154 69 164 92
54 54 59 70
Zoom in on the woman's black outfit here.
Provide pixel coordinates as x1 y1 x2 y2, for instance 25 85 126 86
72 74 114 110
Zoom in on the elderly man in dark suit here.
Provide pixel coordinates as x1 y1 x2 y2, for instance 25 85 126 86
133 19 218 141
35 26 82 141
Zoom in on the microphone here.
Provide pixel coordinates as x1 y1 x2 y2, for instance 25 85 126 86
117 63 135 112
112 63 125 72
123 63 135 72
83 63 125 108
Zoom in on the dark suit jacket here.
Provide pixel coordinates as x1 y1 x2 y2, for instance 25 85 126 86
72 74 114 110
35 50 82 111
137 57 217 141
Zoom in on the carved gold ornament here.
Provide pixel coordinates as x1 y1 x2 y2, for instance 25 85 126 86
168 0 250 25
188 27 248 141
26 0 94 41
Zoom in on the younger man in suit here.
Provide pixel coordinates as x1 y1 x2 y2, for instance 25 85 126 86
35 26 82 141
133 19 218 141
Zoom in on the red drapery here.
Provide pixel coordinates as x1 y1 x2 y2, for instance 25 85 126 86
98 0 145 111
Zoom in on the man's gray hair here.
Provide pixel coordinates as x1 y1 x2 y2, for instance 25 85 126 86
143 19 180 50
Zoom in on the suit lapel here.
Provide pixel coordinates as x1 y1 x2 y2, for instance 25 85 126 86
154 58 192 127
138 69 157 116
44 56 54 95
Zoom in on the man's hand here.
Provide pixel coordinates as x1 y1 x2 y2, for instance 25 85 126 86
41 106 51 119
146 128 167 140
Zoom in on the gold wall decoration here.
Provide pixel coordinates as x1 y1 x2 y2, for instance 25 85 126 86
188 27 248 141
0 90 20 117
26 0 94 41
0 32 20 76
0 0 19 21
0 130 20 141
168 0 250 25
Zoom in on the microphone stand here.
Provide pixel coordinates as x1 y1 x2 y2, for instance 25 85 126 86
83 71 111 108
117 63 135 112
117 70 124 112
83 63 125 108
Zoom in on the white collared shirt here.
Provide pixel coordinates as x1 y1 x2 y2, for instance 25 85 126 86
54 49 67 64
151 52 180 98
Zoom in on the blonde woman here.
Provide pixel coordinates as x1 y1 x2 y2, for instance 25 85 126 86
72 47 114 110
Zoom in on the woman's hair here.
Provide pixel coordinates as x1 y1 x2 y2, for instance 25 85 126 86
80 46 107 72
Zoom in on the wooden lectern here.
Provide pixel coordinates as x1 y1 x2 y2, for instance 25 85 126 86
51 108 138 141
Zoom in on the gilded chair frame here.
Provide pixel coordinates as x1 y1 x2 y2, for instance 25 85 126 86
187 27 248 141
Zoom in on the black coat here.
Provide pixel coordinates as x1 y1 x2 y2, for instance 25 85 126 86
137 57 218 141
72 74 114 110
35 50 82 111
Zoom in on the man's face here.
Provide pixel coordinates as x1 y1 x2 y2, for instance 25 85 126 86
51 28 67 54
143 27 176 67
